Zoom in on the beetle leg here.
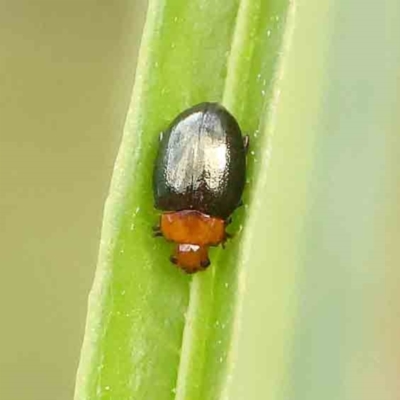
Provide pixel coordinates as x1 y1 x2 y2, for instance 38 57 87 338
200 258 211 269
152 223 163 237
243 135 250 153
222 231 233 248
225 216 233 226
237 200 244 208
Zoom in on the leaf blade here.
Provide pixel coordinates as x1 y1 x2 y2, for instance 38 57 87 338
75 0 292 399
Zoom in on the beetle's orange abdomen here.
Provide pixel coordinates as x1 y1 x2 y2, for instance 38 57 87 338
161 211 225 246
172 244 210 274
160 210 226 273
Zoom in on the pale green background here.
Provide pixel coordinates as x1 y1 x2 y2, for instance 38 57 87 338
0 2 147 399
2 1 400 400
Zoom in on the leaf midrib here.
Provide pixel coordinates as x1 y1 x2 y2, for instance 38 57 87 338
173 1 255 399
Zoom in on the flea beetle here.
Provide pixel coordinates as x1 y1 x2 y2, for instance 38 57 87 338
153 102 247 273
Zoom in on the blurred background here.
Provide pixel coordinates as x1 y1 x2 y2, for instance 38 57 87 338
2 1 400 400
0 2 147 399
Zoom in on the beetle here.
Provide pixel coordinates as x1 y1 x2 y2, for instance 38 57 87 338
153 102 248 273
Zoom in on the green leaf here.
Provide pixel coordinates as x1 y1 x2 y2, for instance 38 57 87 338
75 0 292 399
